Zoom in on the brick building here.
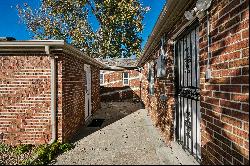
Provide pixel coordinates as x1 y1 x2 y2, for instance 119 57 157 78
97 58 142 102
138 0 249 165
0 40 106 145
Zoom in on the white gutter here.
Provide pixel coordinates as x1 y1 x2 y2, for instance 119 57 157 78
0 40 108 69
137 0 174 66
45 45 57 144
0 40 65 46
137 0 195 66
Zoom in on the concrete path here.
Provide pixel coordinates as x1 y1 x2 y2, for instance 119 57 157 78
51 101 199 165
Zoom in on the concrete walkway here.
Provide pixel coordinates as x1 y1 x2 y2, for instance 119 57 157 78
51 101 199 165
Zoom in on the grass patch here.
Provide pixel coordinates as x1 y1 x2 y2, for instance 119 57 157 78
14 144 33 155
23 141 74 165
0 143 34 165
0 143 10 153
0 142 74 165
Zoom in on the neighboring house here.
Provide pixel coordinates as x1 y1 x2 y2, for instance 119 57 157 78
138 0 249 165
0 40 106 145
97 58 142 102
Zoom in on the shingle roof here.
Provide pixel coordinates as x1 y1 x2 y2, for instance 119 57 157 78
96 58 138 68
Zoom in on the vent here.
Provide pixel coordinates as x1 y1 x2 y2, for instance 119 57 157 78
0 37 16 41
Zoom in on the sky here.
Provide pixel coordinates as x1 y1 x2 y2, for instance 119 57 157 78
0 0 166 49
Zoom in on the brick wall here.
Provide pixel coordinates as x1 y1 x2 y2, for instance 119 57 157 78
100 70 141 101
199 0 249 164
60 53 86 142
0 55 60 145
91 67 101 113
61 53 100 142
0 52 101 145
140 42 176 145
140 0 249 164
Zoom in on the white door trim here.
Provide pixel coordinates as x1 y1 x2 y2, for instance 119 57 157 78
84 64 92 120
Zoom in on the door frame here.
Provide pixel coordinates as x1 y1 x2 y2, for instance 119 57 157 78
84 64 92 120
173 20 201 161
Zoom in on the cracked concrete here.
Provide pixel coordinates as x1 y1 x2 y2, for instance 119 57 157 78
51 101 199 165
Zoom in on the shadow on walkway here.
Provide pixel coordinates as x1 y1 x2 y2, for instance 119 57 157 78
52 101 198 165
71 100 144 143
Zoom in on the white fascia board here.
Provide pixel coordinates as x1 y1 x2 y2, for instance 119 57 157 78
0 40 108 69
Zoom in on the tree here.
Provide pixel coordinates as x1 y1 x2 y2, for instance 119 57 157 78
17 0 150 58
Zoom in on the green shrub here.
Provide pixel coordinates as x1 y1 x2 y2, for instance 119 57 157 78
0 143 10 153
30 141 74 165
20 158 33 165
59 143 74 152
14 144 32 155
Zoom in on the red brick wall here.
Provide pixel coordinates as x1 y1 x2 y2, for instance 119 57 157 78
100 70 141 101
57 53 101 142
140 0 249 164
0 55 61 145
140 44 176 145
0 52 101 145
91 67 101 113
199 0 249 164
60 54 85 142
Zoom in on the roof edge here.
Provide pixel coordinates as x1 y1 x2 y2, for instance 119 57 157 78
137 0 175 66
0 40 65 46
0 40 108 69
138 0 194 66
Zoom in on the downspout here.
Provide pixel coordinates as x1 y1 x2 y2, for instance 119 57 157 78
139 67 142 99
45 45 57 144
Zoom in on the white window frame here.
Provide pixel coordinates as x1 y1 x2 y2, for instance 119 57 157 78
100 73 105 85
123 72 129 86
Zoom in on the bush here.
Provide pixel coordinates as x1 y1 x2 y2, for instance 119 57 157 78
0 143 10 153
30 141 74 165
0 143 34 165
14 144 32 155
0 141 74 165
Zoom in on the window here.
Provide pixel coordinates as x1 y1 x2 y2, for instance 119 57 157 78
123 72 129 86
148 62 155 95
100 73 104 85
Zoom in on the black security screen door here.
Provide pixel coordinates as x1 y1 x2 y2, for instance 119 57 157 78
174 22 201 161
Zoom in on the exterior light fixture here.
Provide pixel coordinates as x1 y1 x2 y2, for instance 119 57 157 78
196 0 212 11
184 0 213 80
184 0 212 20
184 9 196 21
